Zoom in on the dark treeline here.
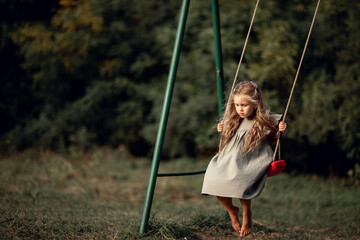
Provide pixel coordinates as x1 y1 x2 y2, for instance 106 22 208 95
0 0 359 177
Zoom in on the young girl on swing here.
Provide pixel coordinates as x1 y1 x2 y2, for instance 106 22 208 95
202 81 287 237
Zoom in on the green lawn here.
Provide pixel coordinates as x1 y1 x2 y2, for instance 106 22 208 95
1 149 359 239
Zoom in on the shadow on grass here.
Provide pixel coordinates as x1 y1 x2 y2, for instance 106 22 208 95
139 211 281 240
139 211 228 239
252 220 277 234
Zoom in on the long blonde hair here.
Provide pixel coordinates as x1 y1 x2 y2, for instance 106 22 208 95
219 81 276 154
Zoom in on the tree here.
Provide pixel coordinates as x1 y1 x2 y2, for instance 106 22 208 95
1 0 359 176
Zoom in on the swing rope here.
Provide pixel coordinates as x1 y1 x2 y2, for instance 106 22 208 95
219 0 320 162
228 0 260 103
272 0 321 162
280 0 320 123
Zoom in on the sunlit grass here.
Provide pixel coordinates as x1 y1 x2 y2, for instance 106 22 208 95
0 148 359 239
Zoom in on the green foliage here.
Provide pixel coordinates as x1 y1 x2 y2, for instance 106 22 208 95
0 0 360 175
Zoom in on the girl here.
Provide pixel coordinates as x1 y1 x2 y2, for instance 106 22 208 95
202 81 287 237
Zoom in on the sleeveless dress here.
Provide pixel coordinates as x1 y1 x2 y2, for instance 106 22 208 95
201 114 282 199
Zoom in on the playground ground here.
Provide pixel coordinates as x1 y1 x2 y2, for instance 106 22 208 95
1 148 359 239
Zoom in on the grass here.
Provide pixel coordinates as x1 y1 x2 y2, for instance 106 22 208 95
0 148 359 239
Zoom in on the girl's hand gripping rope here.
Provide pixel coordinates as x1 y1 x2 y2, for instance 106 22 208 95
278 121 287 132
217 122 224 132
277 121 287 139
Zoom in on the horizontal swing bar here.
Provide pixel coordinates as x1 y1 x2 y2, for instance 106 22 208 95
157 170 206 177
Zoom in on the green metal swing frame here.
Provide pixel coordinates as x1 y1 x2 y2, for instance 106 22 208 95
139 0 321 233
139 0 225 234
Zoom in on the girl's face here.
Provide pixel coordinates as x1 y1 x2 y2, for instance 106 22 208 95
233 95 256 118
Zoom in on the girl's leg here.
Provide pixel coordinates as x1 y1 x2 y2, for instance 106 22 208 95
239 199 252 237
217 196 241 233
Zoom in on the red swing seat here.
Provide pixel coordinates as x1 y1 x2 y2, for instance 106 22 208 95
267 160 286 177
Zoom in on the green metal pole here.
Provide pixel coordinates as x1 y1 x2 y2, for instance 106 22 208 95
139 0 191 234
211 0 225 119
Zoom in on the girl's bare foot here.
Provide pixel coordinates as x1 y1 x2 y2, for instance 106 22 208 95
216 197 241 233
229 206 241 233
240 210 252 237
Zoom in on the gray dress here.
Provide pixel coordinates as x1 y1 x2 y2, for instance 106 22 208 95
201 114 281 199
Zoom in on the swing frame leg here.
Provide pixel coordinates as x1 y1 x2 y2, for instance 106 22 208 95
211 0 225 118
139 0 225 234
